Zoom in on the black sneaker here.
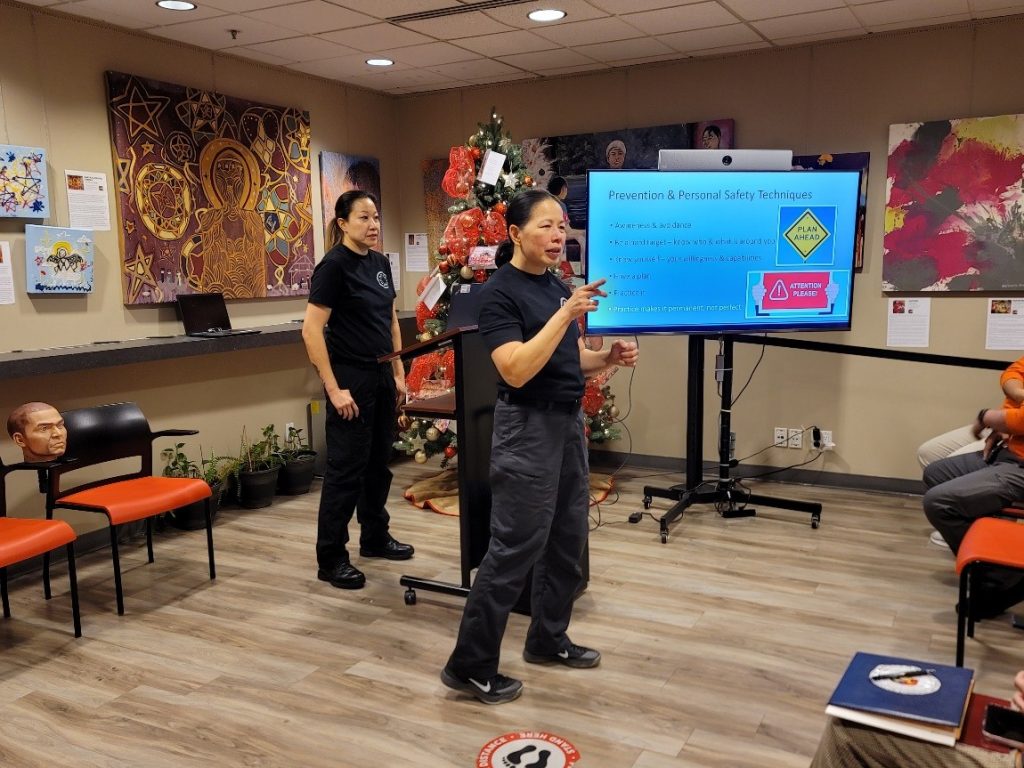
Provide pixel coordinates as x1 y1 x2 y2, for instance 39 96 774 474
440 665 523 705
316 562 366 589
359 534 414 560
523 643 601 668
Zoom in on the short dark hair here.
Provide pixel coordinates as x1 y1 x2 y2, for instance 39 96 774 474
547 176 568 196
703 124 722 139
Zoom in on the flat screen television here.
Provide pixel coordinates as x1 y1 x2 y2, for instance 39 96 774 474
585 169 861 334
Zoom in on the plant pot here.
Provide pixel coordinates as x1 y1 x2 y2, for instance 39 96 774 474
237 466 280 509
277 452 317 495
167 481 222 531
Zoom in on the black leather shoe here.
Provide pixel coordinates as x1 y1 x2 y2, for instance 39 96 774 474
359 535 414 560
317 562 366 589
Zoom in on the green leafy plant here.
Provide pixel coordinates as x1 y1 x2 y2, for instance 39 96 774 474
201 452 238 486
276 425 315 464
238 425 282 473
161 442 200 479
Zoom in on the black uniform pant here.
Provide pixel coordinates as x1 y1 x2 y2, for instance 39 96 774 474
447 399 589 679
316 361 396 570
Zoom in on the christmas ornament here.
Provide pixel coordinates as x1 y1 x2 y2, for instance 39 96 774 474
481 209 507 245
460 265 474 280
414 450 428 464
494 200 507 214
438 260 450 274
410 420 421 432
609 404 620 419
444 445 457 458
441 146 476 199
426 426 440 442
473 269 487 282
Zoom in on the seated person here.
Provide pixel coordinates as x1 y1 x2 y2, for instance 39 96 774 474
810 670 1024 767
6 401 67 463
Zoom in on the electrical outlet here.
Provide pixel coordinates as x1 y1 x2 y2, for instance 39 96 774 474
285 421 295 436
820 430 834 450
773 427 787 447
787 428 802 449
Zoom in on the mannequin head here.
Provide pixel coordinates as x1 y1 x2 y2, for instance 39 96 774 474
7 402 66 462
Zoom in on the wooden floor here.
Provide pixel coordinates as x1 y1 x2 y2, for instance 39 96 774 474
2 461 1022 767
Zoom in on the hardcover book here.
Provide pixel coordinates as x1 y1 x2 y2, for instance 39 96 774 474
824 652 975 746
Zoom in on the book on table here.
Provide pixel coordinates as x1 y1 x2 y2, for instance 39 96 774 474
824 652 975 746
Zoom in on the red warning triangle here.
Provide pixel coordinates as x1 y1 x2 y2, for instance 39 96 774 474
769 280 789 300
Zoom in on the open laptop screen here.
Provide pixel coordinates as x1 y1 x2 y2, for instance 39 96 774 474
177 292 233 335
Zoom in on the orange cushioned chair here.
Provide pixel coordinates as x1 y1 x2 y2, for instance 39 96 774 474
1 459 81 637
44 402 215 615
955 516 1024 667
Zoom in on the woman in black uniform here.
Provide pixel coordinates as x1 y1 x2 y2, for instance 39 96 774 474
302 190 413 590
441 188 639 704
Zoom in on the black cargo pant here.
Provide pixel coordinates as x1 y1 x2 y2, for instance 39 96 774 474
447 398 589 679
316 360 396 570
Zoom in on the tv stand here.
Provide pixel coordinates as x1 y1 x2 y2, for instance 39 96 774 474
642 334 821 543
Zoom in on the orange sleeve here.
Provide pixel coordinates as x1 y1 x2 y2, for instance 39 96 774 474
999 356 1024 388
1004 405 1024 434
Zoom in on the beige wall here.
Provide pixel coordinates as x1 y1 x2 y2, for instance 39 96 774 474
2 3 1023 527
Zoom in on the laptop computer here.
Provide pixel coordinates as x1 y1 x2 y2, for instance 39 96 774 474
447 283 484 329
176 292 261 338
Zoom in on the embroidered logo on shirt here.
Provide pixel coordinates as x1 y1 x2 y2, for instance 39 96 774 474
376 271 389 289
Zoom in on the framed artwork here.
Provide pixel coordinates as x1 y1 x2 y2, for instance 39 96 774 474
421 157 452 263
793 152 871 271
692 119 735 149
105 71 314 304
885 114 1024 292
319 151 381 249
25 224 94 293
0 144 49 218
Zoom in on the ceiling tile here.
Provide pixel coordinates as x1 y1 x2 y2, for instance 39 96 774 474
151 13 292 48
770 28 866 44
753 7 862 38
229 46 297 66
622 2 741 35
973 4 1024 17
322 0 452 17
12 0 69 5
588 0 702 12
245 1 377 35
318 22 433 50
397 11 514 38
497 47 599 72
235 35 357 62
534 62 611 76
205 0 293 11
480 0 609 29
724 0 845 20
459 72 537 86
54 0 225 28
287 53 410 79
657 23 764 53
533 16 644 46
427 58 523 79
381 41 479 66
572 36 676 62
694 40 772 55
455 29 558 57
864 12 972 31
851 0 970 25
969 0 1024 10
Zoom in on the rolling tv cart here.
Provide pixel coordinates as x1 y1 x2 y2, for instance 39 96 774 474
643 334 822 543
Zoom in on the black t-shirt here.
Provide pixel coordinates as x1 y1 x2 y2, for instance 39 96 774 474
308 244 395 363
478 263 584 401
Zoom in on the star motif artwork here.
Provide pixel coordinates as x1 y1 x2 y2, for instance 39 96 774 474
112 81 170 142
123 242 159 304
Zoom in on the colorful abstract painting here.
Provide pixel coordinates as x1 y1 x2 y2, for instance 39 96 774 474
106 71 314 304
0 144 49 218
793 152 870 271
25 225 94 294
885 114 1024 291
319 151 381 250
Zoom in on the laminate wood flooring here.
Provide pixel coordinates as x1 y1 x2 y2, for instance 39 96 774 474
1 462 1020 767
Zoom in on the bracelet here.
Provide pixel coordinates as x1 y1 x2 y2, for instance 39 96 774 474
978 408 988 426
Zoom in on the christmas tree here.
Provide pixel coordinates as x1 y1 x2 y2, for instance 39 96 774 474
394 108 620 467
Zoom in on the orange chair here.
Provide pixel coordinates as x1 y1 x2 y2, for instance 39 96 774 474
955 517 1024 666
44 402 215 615
1 459 81 637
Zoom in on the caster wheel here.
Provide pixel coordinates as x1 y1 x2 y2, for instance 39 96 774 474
643 496 652 509
404 588 417 605
811 518 820 529
660 532 668 544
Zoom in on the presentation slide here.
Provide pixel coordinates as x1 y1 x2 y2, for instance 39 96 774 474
586 170 861 334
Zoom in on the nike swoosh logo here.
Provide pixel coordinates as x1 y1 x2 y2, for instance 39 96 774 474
469 677 491 693
558 650 570 659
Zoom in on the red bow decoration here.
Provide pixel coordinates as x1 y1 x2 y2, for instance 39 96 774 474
441 146 476 199
442 207 484 263
481 209 506 245
415 300 438 332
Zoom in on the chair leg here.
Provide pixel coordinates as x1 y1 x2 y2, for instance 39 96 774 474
967 566 976 640
1 567 9 619
146 517 154 563
109 525 125 616
66 543 82 638
43 551 52 600
957 568 969 667
205 497 216 580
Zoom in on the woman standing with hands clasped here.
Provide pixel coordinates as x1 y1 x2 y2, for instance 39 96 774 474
302 190 414 591
441 188 639 704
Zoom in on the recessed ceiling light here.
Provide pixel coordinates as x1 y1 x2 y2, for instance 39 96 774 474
366 58 394 66
528 9 566 22
156 0 197 10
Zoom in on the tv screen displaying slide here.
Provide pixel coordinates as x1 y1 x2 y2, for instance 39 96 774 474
585 169 861 334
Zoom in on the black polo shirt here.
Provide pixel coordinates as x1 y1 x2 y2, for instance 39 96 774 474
478 263 583 402
308 244 395 363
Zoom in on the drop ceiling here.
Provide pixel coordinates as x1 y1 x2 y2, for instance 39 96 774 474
20 0 1024 95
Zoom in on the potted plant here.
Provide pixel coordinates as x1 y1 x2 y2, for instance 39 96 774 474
160 443 227 530
236 425 281 509
275 425 317 495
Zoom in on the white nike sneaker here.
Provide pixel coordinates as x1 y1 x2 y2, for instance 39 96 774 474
440 666 523 704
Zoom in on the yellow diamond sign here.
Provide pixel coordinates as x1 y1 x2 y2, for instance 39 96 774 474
784 209 830 259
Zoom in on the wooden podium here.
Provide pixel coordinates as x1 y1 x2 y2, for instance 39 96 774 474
383 326 588 614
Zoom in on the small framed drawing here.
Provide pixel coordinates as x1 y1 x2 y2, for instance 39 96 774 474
25 224 95 294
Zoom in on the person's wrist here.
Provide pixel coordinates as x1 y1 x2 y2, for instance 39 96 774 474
978 408 989 427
